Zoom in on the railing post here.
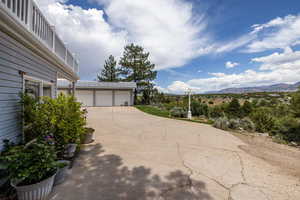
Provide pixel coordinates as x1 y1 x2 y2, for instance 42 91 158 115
64 43 67 63
72 53 76 70
77 60 80 74
51 25 55 52
27 0 33 30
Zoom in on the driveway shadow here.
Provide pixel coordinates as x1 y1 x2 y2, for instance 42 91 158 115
51 144 211 200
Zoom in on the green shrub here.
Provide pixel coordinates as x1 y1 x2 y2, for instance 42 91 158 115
242 101 253 117
213 117 230 130
170 107 186 118
191 101 209 117
239 118 256 132
209 105 225 118
225 98 242 118
272 117 300 143
272 104 291 118
0 140 58 186
291 88 300 117
250 107 275 133
228 119 240 130
21 94 87 158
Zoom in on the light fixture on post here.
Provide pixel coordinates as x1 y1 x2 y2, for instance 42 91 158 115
187 88 192 120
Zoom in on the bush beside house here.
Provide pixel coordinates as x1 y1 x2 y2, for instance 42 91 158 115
0 93 88 200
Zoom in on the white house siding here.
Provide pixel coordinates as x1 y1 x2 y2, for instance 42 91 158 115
0 30 73 150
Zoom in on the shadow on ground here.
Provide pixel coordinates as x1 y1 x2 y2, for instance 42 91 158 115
51 143 212 200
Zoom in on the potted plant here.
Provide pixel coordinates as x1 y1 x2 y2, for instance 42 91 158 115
54 160 70 186
51 94 87 159
0 140 59 200
82 127 95 144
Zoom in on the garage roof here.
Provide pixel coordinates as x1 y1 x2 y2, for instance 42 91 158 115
58 80 137 89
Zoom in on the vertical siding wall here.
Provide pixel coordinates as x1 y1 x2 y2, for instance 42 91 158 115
0 30 60 149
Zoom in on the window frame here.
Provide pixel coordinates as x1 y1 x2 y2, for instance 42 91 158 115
23 75 55 98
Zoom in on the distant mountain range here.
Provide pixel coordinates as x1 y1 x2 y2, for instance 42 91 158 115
207 82 300 94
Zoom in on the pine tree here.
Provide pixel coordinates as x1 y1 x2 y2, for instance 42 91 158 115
119 43 157 104
226 98 242 118
97 55 120 82
242 100 253 117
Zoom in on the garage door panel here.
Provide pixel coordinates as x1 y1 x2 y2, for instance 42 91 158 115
76 90 94 107
115 91 131 106
96 90 113 107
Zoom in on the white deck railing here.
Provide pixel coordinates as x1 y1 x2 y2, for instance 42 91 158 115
0 0 79 74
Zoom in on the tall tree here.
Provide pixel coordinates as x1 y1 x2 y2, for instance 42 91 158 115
119 43 157 104
97 55 120 82
226 98 242 118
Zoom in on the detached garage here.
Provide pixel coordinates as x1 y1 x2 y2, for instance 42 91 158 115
58 80 136 107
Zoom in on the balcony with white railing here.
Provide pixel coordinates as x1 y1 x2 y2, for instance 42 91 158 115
0 0 79 74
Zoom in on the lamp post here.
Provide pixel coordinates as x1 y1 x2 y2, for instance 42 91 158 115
187 88 192 120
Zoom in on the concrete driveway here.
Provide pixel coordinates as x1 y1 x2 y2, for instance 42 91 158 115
51 107 300 200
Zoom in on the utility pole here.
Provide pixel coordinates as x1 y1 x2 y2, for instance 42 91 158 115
187 88 192 120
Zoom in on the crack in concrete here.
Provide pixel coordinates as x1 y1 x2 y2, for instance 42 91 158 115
233 151 246 183
159 143 195 198
174 142 274 200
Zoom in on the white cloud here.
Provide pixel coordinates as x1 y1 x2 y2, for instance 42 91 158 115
210 14 300 54
252 47 300 70
162 48 300 93
36 0 127 79
247 15 300 52
225 61 239 68
166 81 196 93
155 86 170 93
93 0 212 70
37 0 212 78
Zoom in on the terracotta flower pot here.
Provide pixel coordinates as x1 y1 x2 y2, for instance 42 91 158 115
11 172 56 200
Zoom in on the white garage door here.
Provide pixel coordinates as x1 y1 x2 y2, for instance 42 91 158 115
95 90 113 107
115 91 131 106
76 90 94 107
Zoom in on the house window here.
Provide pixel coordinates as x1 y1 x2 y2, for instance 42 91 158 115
43 83 52 98
23 75 54 99
25 79 40 99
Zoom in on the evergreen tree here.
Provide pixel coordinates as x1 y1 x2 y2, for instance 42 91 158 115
119 43 157 104
226 98 242 118
242 100 253 117
97 55 120 82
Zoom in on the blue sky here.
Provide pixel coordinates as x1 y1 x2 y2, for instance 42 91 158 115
38 0 300 93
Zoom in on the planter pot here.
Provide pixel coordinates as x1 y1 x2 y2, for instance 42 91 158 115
0 193 17 200
11 172 56 200
54 160 70 186
0 169 9 187
0 176 8 188
83 132 94 144
65 144 77 158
